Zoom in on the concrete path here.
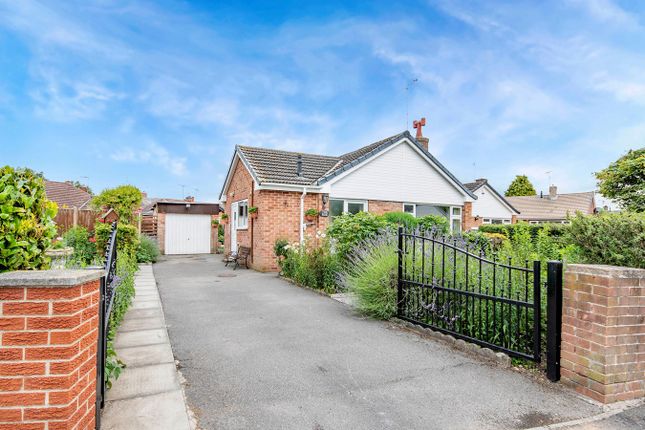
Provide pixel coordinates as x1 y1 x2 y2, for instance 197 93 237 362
154 255 607 430
101 264 192 430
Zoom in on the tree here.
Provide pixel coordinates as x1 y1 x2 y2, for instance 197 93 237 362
0 166 58 272
595 148 645 212
71 180 93 195
92 185 143 224
505 175 537 197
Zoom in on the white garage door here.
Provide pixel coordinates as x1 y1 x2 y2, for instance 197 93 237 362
164 214 211 255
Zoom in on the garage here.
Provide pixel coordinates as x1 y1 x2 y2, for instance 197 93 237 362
151 200 221 255
164 214 212 254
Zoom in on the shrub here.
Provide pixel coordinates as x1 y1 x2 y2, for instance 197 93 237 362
566 212 645 269
305 208 318 217
273 238 289 259
0 166 58 272
417 214 450 234
92 185 143 224
136 235 160 263
327 212 387 259
478 223 569 241
381 211 418 227
278 241 340 293
62 226 97 266
95 222 139 259
340 232 398 319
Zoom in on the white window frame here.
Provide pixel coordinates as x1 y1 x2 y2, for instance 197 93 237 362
449 206 462 233
235 199 249 230
403 203 416 216
483 218 511 225
330 199 368 217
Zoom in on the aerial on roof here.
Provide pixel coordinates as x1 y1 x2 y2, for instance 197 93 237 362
507 192 595 220
228 131 475 198
45 180 92 209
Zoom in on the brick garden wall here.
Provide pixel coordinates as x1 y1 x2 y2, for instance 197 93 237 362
0 270 103 429
561 264 645 403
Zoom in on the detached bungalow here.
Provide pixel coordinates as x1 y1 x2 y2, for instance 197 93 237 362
506 186 596 224
463 178 520 229
219 129 477 271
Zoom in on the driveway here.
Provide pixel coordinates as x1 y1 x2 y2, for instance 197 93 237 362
154 255 602 430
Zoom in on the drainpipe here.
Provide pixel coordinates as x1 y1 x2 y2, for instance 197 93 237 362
300 187 307 245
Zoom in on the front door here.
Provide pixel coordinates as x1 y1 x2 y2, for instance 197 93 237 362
230 202 238 253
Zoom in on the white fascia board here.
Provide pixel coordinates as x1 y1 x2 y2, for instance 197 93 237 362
322 137 475 202
255 183 322 192
219 150 260 200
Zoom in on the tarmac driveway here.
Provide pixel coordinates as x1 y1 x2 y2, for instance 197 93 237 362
154 255 603 430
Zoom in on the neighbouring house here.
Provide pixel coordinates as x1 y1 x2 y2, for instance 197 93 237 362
45 180 92 209
463 178 520 229
506 186 596 224
45 180 95 235
144 196 221 255
219 128 477 271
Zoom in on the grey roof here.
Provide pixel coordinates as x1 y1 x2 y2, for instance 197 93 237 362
464 178 520 214
237 146 340 186
506 192 595 221
225 131 476 199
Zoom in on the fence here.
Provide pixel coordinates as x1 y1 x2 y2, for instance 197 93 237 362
96 222 118 429
397 227 562 380
54 207 98 235
141 214 158 237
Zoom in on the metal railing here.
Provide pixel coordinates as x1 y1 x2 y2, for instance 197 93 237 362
397 227 562 379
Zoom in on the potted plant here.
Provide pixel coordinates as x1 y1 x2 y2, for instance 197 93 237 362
220 213 229 224
211 219 220 227
249 206 258 218
304 208 318 222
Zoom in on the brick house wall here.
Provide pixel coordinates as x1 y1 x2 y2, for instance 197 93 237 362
223 162 471 271
0 270 104 429
368 201 402 215
561 264 645 403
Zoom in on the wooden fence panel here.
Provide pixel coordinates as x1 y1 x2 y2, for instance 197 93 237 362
54 208 98 236
141 214 158 238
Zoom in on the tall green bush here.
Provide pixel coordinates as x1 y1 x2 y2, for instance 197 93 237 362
277 241 339 294
566 212 645 269
327 212 387 259
95 222 139 259
62 226 97 266
0 166 58 272
381 211 418 227
92 185 142 224
417 214 449 234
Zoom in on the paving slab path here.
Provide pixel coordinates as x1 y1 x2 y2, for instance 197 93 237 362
155 255 607 430
101 264 193 430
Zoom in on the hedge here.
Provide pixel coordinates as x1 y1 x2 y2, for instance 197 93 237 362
478 223 569 240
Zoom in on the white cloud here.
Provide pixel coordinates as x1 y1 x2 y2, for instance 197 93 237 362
568 0 639 27
110 140 187 176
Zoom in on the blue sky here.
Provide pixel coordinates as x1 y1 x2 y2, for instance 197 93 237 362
1 0 644 202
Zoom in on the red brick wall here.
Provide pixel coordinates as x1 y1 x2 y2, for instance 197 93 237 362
0 279 101 429
368 200 402 215
156 212 166 254
223 159 254 258
462 202 480 231
561 264 645 403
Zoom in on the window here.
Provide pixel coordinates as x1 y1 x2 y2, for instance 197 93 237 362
483 218 511 225
236 200 248 229
329 199 367 218
449 206 462 233
330 199 344 217
403 203 416 216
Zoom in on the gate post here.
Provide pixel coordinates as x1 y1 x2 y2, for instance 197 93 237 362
397 226 403 317
546 261 563 382
533 261 541 362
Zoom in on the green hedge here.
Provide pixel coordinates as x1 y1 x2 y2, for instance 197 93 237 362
0 166 58 272
567 212 645 269
478 223 569 240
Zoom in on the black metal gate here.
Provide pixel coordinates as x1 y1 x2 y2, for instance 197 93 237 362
96 222 118 429
397 227 562 380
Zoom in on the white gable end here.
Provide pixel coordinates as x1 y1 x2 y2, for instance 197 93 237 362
328 141 466 205
471 185 515 219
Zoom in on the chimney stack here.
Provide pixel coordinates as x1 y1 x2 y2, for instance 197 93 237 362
413 117 429 151
296 155 303 177
549 185 557 200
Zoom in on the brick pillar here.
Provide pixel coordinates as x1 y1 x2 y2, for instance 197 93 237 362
462 202 480 231
561 264 645 403
511 215 518 224
0 269 104 429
